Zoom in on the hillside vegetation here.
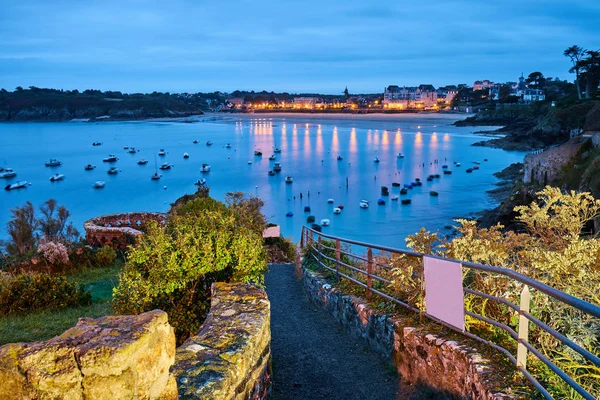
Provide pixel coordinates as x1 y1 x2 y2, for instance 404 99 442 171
0 87 204 121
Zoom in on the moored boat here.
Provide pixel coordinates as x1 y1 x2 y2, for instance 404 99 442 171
268 154 276 161
430 191 439 197
254 150 262 156
374 157 380 163
391 195 399 201
0 168 17 178
273 162 282 172
183 153 190 159
107 166 119 175
5 181 29 190
401 199 412 205
92 141 102 146
273 147 281 153
45 158 62 167
327 198 334 203
103 154 118 162
158 149 167 156
84 164 96 170
268 170 275 176
200 163 211 173
225 143 231 148
194 178 207 186
49 173 65 182
206 141 213 146
286 211 294 217
193 140 199 144
304 206 311 212
359 200 369 208
337 155 343 161
333 207 342 214
320 219 330 226
307 215 315 223
128 147 137 154
159 162 171 170
92 181 105 188
151 172 162 180
397 153 404 158
285 176 293 184
377 199 385 205
138 159 148 165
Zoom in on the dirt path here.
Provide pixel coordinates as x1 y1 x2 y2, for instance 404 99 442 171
266 263 414 400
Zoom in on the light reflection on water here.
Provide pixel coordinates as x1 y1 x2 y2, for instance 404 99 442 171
0 115 522 247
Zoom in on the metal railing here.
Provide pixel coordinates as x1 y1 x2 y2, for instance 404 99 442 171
300 226 600 400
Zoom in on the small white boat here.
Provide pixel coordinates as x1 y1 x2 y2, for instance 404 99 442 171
123 145 129 150
391 195 399 201
397 153 404 159
0 168 17 178
183 153 189 159
128 147 137 154
333 207 341 214
225 143 232 148
359 200 369 209
247 161 253 165
273 147 282 153
268 154 276 161
285 176 293 184
273 162 282 172
159 162 171 170
327 198 334 203
49 173 65 182
268 170 275 176
151 172 162 180
206 141 213 146
107 166 118 175
92 181 105 189
456 163 461 167
158 149 166 156
138 159 148 165
320 219 330 226
103 154 118 162
374 157 380 163
194 178 207 186
200 163 211 173
84 164 95 170
45 158 62 167
5 181 29 190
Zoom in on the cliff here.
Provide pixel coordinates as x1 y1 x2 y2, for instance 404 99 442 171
0 88 203 122
583 101 600 133
456 102 596 151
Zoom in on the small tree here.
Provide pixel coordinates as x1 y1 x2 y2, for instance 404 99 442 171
38 199 80 243
564 45 585 100
6 202 37 257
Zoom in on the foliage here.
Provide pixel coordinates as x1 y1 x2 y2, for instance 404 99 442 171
0 272 91 315
264 236 297 263
94 245 117 268
37 199 80 243
37 241 70 266
113 196 268 343
6 201 37 258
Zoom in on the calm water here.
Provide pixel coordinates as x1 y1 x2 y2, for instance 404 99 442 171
0 114 524 247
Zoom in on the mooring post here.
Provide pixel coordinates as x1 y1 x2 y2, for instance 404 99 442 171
517 285 531 370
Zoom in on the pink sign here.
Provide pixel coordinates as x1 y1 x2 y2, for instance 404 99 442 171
423 256 465 331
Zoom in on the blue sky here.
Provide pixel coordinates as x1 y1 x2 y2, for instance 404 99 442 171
1 0 598 94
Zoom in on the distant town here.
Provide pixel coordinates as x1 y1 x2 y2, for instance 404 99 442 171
201 72 551 113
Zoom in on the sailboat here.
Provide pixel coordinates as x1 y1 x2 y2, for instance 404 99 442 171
151 156 162 180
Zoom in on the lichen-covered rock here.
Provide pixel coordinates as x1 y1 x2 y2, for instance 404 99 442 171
0 310 177 400
172 283 271 400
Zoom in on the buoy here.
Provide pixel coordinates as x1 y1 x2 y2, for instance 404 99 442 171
430 191 439 197
163 186 167 190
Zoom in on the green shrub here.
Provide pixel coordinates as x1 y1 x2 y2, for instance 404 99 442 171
0 273 91 315
113 206 267 343
95 245 117 267
264 236 297 262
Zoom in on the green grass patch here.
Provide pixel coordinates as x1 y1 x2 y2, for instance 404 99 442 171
0 264 121 345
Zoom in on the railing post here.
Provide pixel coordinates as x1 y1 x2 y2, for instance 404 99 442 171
517 285 531 369
367 247 373 299
335 239 341 282
317 235 323 268
300 227 305 249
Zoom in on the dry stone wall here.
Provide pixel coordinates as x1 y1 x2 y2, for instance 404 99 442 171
523 137 586 185
172 283 271 400
303 268 514 400
0 310 177 400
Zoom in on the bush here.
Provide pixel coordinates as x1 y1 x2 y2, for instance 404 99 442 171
94 245 117 268
0 273 91 315
264 236 297 263
113 196 268 343
37 241 69 266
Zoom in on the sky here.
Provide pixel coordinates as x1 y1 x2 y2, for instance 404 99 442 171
0 0 599 94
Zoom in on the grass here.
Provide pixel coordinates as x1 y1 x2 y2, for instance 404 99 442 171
0 263 121 345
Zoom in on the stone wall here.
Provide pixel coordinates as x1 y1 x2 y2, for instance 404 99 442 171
0 310 177 400
523 137 586 185
303 269 514 399
172 282 271 400
84 212 167 249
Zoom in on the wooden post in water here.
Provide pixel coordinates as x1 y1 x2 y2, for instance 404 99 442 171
517 286 531 370
367 247 373 299
346 176 349 189
335 239 341 282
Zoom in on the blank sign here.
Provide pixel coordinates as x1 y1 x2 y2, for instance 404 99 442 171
423 256 465 331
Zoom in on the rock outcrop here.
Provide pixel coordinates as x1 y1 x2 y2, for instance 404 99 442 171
0 310 177 400
173 283 271 400
583 101 600 134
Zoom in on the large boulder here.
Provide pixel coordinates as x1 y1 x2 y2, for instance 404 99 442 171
0 310 177 400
